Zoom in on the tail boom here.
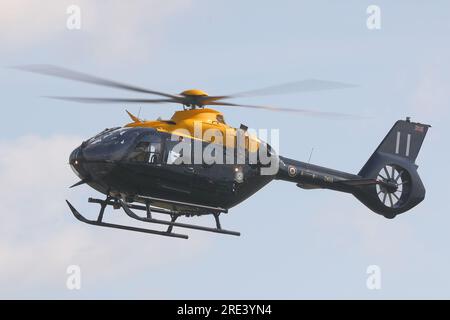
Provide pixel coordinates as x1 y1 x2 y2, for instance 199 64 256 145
276 118 430 219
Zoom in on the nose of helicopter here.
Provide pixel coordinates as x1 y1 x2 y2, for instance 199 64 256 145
68 139 124 185
68 127 146 190
69 146 89 180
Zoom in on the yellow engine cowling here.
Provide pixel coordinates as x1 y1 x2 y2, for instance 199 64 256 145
125 108 260 152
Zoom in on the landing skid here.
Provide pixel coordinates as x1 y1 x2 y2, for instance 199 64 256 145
65 196 240 239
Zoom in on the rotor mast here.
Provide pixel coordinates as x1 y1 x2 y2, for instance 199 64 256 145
180 89 209 110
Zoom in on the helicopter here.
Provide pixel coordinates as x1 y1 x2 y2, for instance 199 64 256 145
16 65 430 239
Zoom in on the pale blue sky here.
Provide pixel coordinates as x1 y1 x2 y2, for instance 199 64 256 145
0 0 449 299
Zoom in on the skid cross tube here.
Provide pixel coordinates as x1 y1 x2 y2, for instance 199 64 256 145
146 202 152 219
96 196 111 222
120 200 241 237
66 200 189 239
166 215 178 233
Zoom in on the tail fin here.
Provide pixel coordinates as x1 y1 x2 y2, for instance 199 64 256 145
354 118 430 218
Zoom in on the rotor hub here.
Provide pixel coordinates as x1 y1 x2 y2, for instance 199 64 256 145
381 179 399 193
180 89 208 97
179 89 209 109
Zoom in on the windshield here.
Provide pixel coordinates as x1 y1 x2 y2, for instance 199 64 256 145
87 127 131 146
82 127 145 161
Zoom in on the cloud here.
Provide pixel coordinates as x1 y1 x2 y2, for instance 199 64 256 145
410 66 450 121
0 135 210 298
0 0 62 48
0 0 192 63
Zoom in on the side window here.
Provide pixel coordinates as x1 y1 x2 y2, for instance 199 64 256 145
132 140 150 162
165 136 191 165
167 148 181 165
129 134 162 164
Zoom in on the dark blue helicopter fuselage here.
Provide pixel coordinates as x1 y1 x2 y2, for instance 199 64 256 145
70 127 274 210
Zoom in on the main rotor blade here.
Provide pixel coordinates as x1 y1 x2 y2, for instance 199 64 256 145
45 96 178 104
206 79 357 101
208 101 365 119
13 64 179 99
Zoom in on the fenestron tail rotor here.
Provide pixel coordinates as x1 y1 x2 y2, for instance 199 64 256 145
376 164 410 208
14 64 363 118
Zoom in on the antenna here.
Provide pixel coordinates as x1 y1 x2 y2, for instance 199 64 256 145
307 147 314 170
137 106 142 119
307 147 314 164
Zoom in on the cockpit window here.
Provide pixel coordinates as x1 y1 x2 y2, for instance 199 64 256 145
128 133 162 164
165 136 191 165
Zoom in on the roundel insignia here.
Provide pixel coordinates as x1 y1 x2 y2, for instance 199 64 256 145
288 165 297 177
235 171 244 183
